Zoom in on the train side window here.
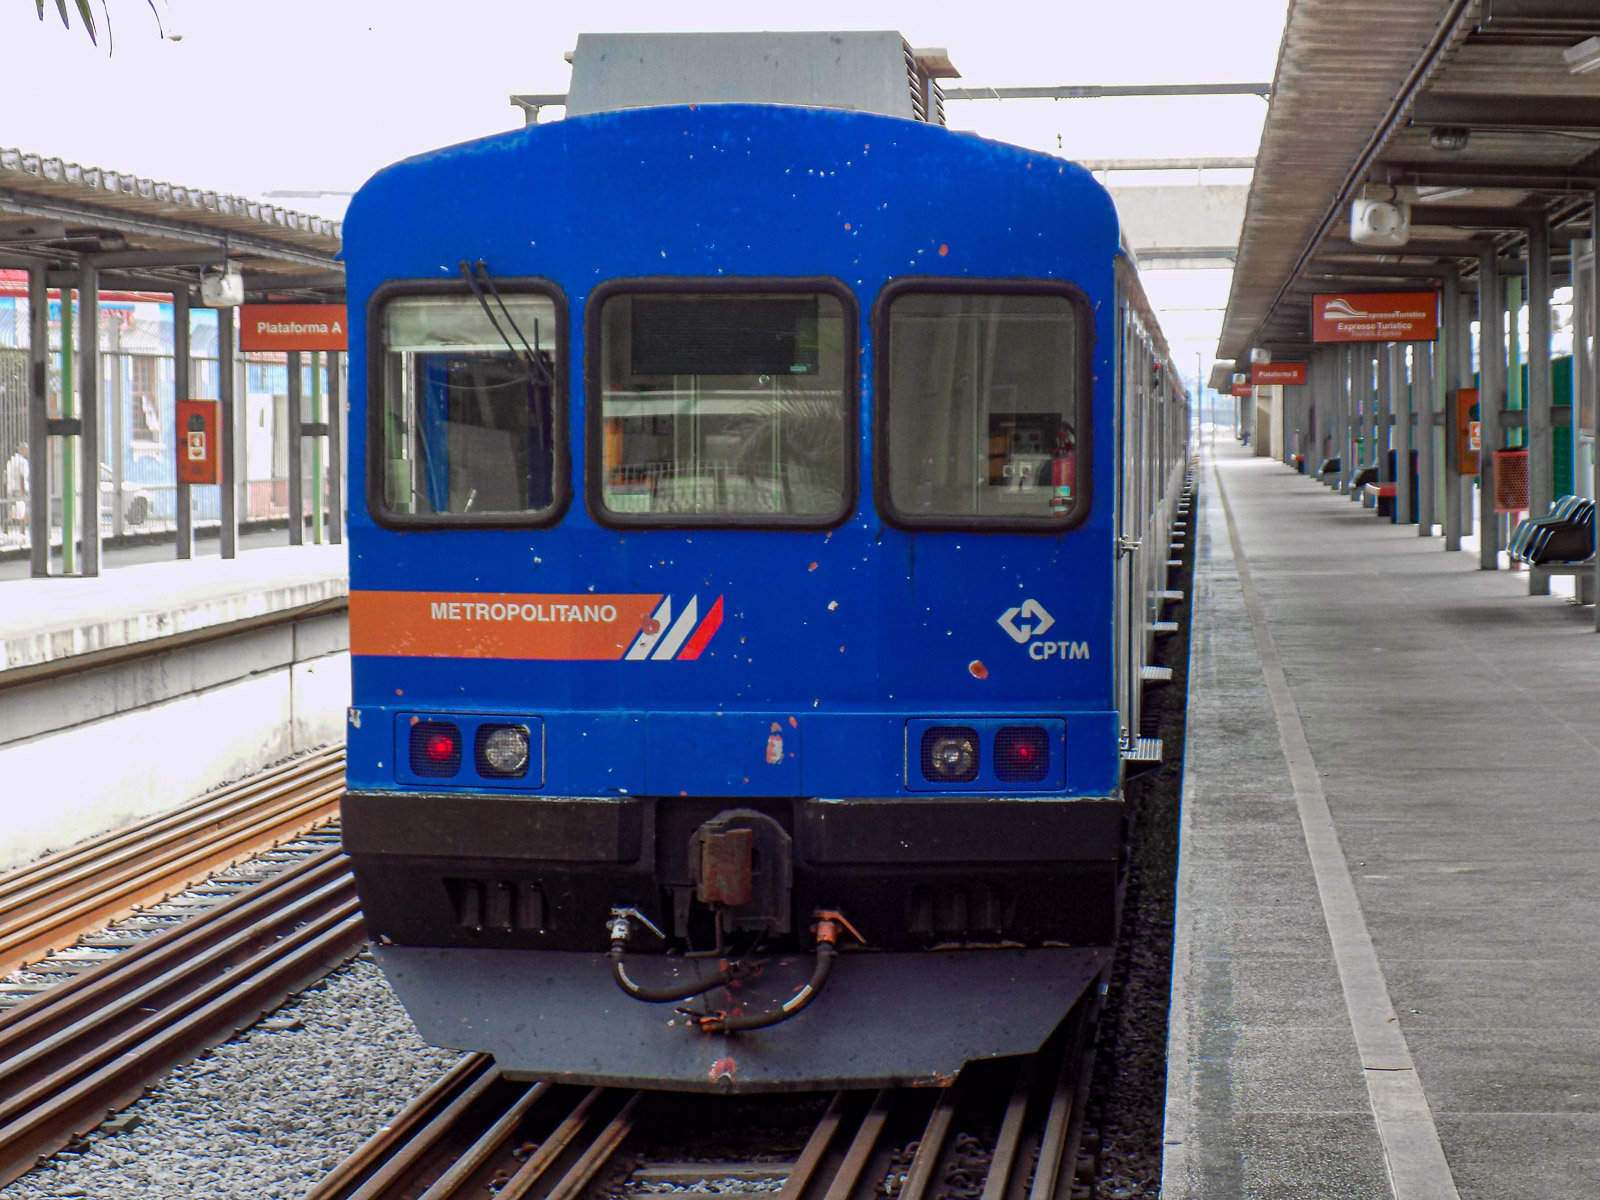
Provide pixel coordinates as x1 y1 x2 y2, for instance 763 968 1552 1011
375 289 564 523
589 282 855 527
878 284 1090 530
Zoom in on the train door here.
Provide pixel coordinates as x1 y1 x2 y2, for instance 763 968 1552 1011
1130 335 1151 684
1111 302 1130 749
1114 301 1142 751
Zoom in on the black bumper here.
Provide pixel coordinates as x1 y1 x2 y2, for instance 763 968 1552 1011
343 791 1125 952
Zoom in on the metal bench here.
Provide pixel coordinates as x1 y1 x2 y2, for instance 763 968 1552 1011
1361 482 1397 516
1529 560 1596 603
1509 497 1595 601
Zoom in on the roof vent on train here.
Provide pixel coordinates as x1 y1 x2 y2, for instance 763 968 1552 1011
559 31 959 125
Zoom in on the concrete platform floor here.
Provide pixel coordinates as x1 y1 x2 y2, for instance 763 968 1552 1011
1163 443 1599 1199
0 541 346 673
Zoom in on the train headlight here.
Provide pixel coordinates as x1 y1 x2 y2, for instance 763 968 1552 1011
476 724 531 778
920 726 979 783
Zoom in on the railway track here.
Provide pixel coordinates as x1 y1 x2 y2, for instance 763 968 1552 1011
307 995 1102 1200
0 746 345 978
0 845 365 1186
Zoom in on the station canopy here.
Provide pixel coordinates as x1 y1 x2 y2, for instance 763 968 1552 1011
0 147 342 300
1218 0 1600 368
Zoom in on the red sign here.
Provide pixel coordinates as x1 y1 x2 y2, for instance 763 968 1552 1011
238 304 348 352
175 399 222 485
1252 362 1307 385
1231 382 1253 397
1312 292 1438 343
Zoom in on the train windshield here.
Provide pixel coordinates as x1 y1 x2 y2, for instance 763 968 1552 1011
378 294 558 519
883 291 1085 526
594 290 850 522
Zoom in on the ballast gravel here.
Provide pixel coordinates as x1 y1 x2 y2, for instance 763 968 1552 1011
0 952 462 1200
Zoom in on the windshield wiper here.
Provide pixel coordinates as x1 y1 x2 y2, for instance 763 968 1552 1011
459 259 553 388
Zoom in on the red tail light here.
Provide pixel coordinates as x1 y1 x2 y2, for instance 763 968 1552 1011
410 721 462 777
994 725 1049 783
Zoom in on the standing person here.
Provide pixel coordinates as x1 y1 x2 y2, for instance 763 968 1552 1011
2 441 27 535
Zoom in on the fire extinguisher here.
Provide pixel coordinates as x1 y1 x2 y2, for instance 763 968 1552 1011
1050 433 1075 514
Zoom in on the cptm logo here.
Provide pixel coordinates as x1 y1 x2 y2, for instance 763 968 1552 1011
624 594 725 661
998 599 1089 662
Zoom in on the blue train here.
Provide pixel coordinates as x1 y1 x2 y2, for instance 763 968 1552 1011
341 34 1189 1091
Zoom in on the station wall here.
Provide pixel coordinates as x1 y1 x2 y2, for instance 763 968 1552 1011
0 609 348 869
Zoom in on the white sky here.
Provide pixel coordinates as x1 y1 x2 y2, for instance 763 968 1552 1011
2 0 1291 385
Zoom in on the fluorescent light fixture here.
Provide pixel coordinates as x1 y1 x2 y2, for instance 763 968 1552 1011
1564 36 1600 75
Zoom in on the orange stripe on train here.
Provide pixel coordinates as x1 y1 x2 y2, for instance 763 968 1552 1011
349 591 664 660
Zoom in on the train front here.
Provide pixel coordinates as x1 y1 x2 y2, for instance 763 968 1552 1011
340 95 1127 1090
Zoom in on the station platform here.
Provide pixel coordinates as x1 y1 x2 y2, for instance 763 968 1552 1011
1163 443 1599 1199
0 542 347 675
0 542 350 870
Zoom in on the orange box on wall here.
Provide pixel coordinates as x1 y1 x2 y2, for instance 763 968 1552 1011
1455 388 1480 476
176 399 222 485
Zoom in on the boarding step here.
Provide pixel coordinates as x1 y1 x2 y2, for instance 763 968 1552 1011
1156 589 1184 602
1122 737 1163 764
1151 620 1179 634
1141 665 1173 684
1167 559 1183 568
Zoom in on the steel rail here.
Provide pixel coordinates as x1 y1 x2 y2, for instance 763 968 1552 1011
0 847 365 1186
304 1060 642 1200
314 991 1105 1200
0 747 345 975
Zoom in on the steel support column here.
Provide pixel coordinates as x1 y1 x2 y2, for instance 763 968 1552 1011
1392 343 1411 523
1592 196 1600 628
1365 346 1380 472
1342 345 1356 490
26 266 48 576
1528 213 1553 518
78 262 100 577
327 349 344 543
108 312 124 540
1378 345 1395 487
173 287 192 559
1349 345 1365 496
1442 274 1463 550
1336 347 1351 485
287 349 303 546
1479 246 1503 570
1417 341 1436 535
218 306 237 559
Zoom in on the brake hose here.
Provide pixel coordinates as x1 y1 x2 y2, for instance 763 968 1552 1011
692 938 835 1032
609 943 745 1003
690 911 857 1033
606 908 747 1003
